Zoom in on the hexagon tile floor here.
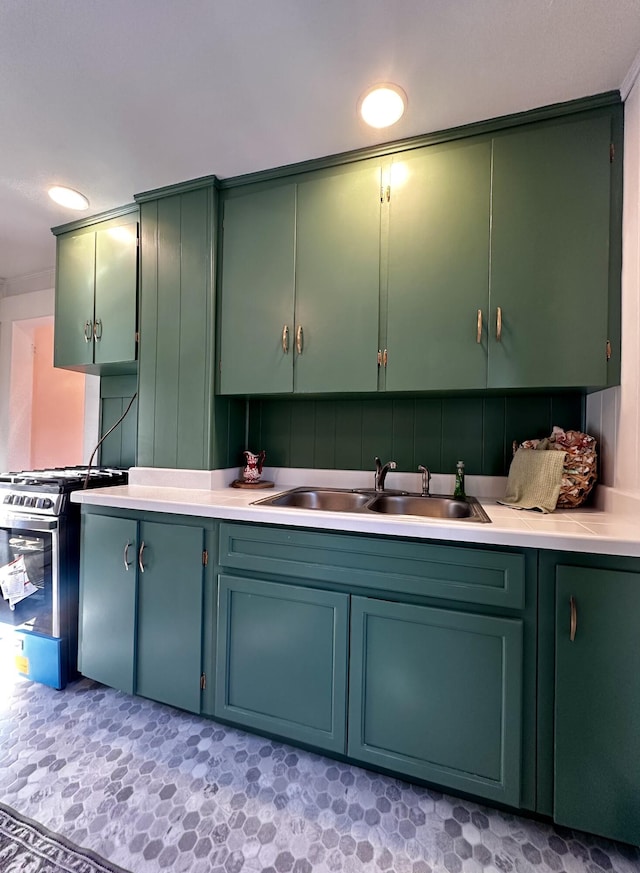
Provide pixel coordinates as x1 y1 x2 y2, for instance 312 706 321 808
0 677 638 873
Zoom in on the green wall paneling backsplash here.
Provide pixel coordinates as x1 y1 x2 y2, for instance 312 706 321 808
100 375 138 468
247 393 584 476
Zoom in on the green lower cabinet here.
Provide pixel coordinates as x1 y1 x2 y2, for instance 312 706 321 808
79 512 205 713
555 565 640 845
215 574 349 753
348 596 523 806
136 521 204 713
79 514 137 694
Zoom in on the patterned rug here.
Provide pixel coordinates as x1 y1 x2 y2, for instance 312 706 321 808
0 800 132 873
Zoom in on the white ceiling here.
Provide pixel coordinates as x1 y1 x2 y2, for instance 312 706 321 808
2 0 640 282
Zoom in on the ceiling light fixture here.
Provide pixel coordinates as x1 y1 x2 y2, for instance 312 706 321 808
359 83 407 129
48 186 90 210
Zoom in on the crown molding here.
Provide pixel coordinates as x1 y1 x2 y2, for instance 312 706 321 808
51 203 138 236
219 91 621 190
3 268 55 297
621 48 640 100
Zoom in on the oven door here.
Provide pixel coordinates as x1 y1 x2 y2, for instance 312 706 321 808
0 515 58 637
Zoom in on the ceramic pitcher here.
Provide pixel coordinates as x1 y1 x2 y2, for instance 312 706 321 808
242 450 266 483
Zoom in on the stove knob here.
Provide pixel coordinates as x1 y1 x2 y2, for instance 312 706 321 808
38 498 53 510
14 496 24 505
3 494 12 504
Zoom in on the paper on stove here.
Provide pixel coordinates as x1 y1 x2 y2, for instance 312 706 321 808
0 554 38 608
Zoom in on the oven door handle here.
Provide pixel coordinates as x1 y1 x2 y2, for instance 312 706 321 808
0 515 58 531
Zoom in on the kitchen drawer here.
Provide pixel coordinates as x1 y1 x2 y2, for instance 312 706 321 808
218 522 525 609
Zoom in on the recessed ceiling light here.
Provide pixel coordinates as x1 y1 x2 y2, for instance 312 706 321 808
48 186 90 210
359 84 407 129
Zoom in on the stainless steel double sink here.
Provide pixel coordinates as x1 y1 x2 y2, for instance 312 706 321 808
253 487 491 523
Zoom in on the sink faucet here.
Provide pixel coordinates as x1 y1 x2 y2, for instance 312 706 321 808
417 464 431 497
374 457 397 491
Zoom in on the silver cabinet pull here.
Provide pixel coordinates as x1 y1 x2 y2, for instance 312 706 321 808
94 319 103 341
476 309 482 344
123 541 132 571
569 595 577 641
84 320 93 342
377 350 382 366
282 324 289 354
496 307 502 341
382 349 388 367
296 325 303 354
138 541 145 573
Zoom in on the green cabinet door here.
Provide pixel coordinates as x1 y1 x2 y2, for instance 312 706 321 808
94 220 138 366
294 163 381 393
215 574 349 753
54 230 96 369
490 114 612 389
385 139 491 391
349 596 523 806
219 185 296 394
78 514 137 693
136 521 204 713
555 566 640 845
138 184 244 469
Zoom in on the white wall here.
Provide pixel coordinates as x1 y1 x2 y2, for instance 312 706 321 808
0 278 100 472
586 58 640 493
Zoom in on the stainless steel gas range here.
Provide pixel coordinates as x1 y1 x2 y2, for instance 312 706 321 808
0 467 128 688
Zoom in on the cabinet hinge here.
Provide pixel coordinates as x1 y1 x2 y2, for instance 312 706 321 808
135 331 140 343
200 673 206 690
610 143 615 163
606 340 612 361
202 549 208 567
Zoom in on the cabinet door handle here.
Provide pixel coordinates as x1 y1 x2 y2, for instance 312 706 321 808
496 307 502 342
94 319 103 341
282 324 289 354
296 325 303 354
382 349 388 367
569 595 577 641
476 309 483 344
123 541 132 571
138 541 145 573
84 320 93 343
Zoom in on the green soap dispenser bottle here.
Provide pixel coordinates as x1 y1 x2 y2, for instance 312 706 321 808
454 460 465 498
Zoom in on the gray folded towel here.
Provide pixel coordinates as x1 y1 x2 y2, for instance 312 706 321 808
498 447 566 513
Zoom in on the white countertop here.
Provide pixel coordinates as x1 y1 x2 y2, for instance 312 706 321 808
70 467 640 558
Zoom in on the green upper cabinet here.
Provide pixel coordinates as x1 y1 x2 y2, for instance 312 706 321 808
53 209 138 374
384 139 491 391
554 564 640 845
219 161 382 395
489 113 613 389
217 101 621 397
136 179 245 469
